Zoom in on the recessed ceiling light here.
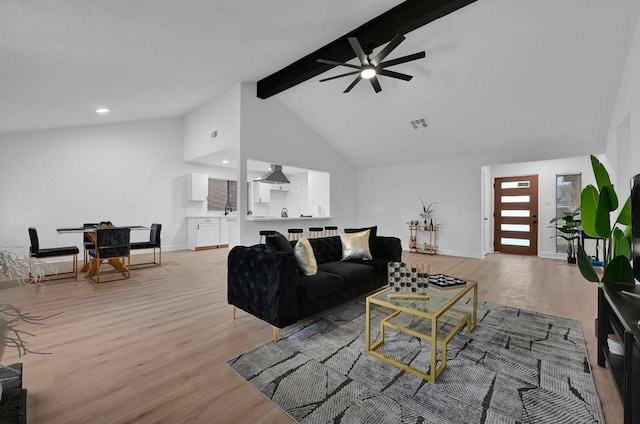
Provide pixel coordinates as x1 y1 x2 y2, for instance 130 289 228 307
222 160 229 164
95 108 110 114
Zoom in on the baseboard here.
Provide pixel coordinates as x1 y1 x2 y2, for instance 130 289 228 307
539 251 567 260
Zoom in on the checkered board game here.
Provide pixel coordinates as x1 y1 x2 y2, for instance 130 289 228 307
428 273 468 289
387 262 429 297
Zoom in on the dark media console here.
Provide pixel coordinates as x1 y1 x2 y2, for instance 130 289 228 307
596 173 640 423
599 285 640 423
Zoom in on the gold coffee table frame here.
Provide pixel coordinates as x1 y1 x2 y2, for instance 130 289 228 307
365 280 477 383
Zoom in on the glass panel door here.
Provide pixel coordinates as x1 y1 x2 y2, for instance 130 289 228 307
494 175 539 255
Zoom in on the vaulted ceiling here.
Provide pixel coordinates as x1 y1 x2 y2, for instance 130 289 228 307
2 0 639 169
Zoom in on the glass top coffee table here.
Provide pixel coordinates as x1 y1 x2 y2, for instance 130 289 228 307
365 279 477 383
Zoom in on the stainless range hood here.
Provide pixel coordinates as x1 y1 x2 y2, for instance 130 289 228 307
256 164 290 184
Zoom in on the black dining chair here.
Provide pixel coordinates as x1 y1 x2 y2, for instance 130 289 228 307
28 227 80 278
82 222 98 266
87 227 131 283
130 223 162 267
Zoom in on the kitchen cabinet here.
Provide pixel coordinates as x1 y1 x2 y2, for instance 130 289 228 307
252 181 271 203
220 218 230 245
187 217 229 250
272 183 290 192
188 173 208 202
598 284 640 423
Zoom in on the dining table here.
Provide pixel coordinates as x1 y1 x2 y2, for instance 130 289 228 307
56 226 149 277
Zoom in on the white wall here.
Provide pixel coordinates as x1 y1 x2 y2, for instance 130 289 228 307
358 155 484 258
238 82 358 245
606 15 640 188
183 84 241 162
358 152 603 259
308 170 330 217
0 117 203 255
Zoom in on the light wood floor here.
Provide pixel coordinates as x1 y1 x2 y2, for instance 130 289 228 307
0 249 621 423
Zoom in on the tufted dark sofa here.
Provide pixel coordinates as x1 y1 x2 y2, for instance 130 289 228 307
227 234 402 330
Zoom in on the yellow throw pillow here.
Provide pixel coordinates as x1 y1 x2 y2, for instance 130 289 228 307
294 237 318 276
340 229 372 261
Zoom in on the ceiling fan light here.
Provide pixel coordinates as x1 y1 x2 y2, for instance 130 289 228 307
361 68 376 79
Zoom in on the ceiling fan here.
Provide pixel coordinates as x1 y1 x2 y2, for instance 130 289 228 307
316 34 426 93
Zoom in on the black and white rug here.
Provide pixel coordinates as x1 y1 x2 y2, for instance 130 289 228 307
227 299 603 423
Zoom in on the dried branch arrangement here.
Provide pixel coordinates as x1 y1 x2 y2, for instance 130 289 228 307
0 304 61 359
0 248 57 285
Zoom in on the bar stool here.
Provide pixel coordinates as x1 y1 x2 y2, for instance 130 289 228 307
308 227 324 238
259 230 277 244
324 226 338 237
288 228 303 241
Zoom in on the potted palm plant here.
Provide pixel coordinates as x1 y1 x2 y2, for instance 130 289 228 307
577 155 633 285
549 207 581 263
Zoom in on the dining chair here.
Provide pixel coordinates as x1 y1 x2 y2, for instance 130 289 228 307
82 222 98 266
28 227 79 279
87 227 131 283
130 223 162 267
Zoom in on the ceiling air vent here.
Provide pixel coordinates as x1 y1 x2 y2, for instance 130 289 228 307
410 118 428 129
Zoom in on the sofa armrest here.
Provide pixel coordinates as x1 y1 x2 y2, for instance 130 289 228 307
375 236 402 262
227 245 300 329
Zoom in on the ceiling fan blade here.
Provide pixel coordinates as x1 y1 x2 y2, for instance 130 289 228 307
343 76 362 93
317 59 361 70
379 51 426 68
378 69 413 81
347 37 368 66
370 34 405 66
370 76 382 93
319 70 361 82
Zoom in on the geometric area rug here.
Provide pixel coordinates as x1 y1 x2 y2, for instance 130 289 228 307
227 298 604 423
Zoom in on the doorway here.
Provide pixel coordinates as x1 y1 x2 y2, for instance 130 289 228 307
493 175 538 255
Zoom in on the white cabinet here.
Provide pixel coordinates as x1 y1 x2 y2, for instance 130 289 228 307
252 181 271 203
272 183 290 192
220 218 230 245
197 220 219 247
188 173 208 202
187 217 229 250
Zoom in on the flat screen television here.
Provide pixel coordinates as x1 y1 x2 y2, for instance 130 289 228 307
633 173 640 282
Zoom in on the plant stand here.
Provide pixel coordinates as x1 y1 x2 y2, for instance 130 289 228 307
0 363 26 424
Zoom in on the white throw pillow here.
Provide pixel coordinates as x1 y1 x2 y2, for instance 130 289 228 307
340 230 372 261
294 237 318 276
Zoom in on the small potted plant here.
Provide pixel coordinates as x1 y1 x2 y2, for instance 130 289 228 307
549 207 581 263
419 199 438 226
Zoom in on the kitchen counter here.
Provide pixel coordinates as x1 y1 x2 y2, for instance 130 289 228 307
187 215 237 221
246 216 331 222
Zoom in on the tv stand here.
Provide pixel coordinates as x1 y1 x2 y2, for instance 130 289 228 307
598 284 640 423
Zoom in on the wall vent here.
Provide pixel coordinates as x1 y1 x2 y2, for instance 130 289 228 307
410 118 428 129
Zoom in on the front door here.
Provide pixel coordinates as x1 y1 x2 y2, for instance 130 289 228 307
494 175 538 255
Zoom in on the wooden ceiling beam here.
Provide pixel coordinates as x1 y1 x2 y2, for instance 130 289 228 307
256 0 477 99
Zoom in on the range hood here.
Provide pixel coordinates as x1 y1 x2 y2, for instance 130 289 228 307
256 164 290 184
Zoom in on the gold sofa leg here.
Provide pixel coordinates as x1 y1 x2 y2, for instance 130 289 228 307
232 306 237 319
273 327 279 343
